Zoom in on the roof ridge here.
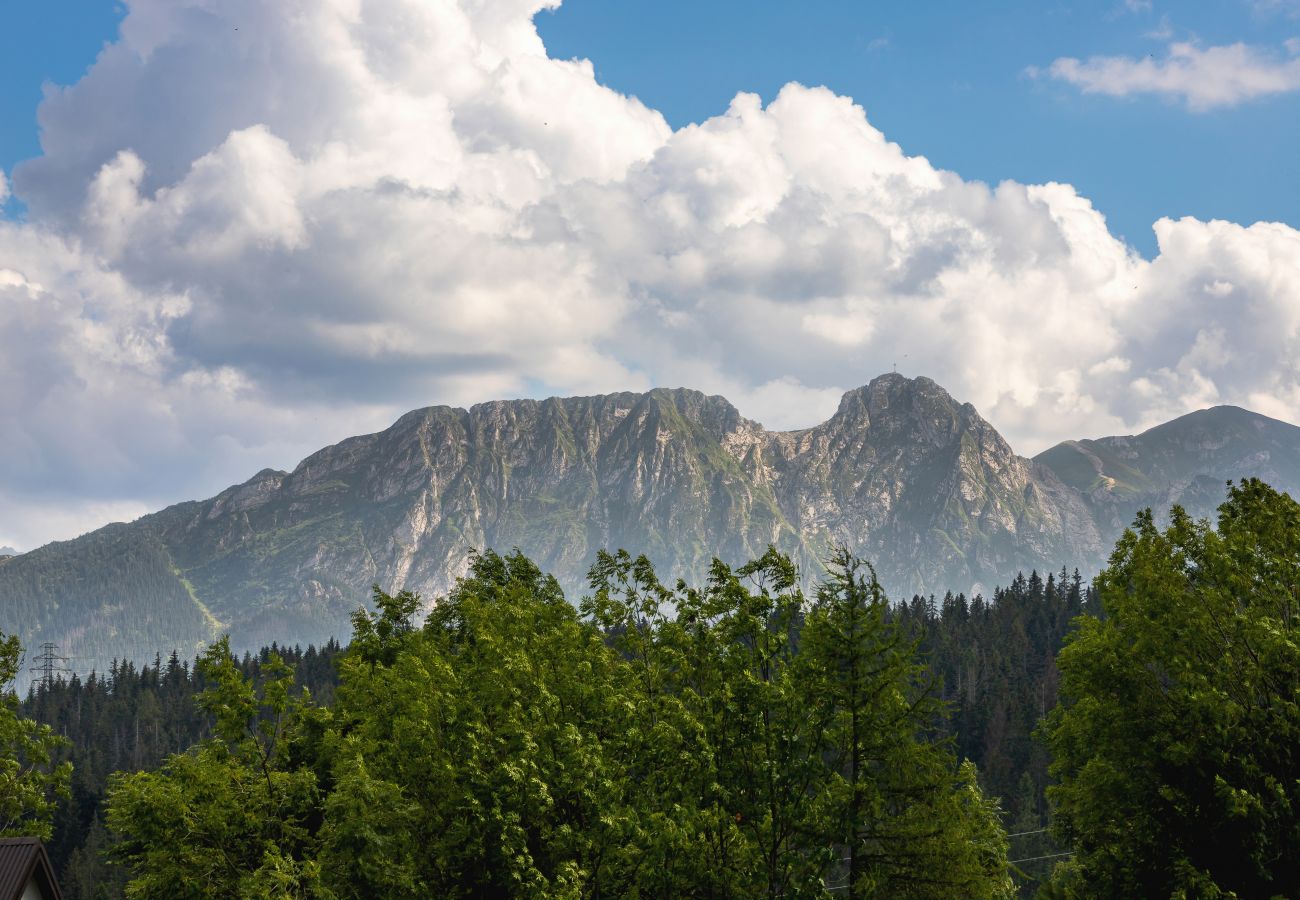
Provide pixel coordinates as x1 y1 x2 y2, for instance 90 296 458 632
0 836 63 900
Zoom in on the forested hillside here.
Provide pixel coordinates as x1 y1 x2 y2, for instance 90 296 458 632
21 643 344 897
22 565 1091 897
896 569 1093 891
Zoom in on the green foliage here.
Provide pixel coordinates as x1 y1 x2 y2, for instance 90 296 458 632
0 632 71 840
801 549 1013 899
1043 479 1300 897
29 562 1087 897
107 639 327 898
326 549 625 897
22 643 342 898
98 547 1012 897
347 585 421 668
317 752 421 898
583 547 830 895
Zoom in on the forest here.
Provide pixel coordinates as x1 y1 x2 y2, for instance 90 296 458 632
2 479 1298 898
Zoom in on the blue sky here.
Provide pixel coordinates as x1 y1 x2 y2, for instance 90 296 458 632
3 0 1300 549
0 2 124 183
5 1 1299 255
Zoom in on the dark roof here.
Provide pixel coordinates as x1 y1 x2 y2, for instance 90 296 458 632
0 838 62 900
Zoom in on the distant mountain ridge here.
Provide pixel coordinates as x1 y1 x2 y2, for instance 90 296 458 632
1033 405 1300 535
2 375 1298 676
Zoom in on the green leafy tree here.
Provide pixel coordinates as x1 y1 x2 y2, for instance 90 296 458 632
801 548 1012 899
324 550 627 898
583 548 733 895
692 550 831 897
1044 479 1300 897
0 633 71 840
103 546 1015 897
107 638 326 898
348 585 422 668
586 548 833 896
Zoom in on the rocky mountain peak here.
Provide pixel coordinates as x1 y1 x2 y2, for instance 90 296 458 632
7 377 1299 675
825 374 996 453
203 467 288 518
630 387 747 436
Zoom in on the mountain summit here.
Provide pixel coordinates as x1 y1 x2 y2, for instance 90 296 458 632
2 375 1296 670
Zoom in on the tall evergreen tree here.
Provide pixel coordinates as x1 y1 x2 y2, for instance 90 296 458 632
800 548 1012 898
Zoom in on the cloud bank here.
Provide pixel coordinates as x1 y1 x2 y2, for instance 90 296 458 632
2 0 1300 548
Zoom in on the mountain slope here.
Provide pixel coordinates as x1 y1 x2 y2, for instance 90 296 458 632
1 388 808 663
4 376 1298 673
1034 405 1300 541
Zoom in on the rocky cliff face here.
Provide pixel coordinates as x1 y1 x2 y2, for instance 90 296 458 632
752 376 1101 599
3 376 1296 670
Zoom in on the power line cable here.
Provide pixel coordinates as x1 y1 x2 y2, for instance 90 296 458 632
1009 850 1075 864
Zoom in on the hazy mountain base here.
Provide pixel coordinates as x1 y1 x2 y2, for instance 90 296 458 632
3 373 1297 681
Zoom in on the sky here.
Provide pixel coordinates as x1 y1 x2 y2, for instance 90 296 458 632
1 0 1299 550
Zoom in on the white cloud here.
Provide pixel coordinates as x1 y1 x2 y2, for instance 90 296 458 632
2 0 1300 547
1145 16 1175 41
1043 41 1300 110
1252 0 1300 20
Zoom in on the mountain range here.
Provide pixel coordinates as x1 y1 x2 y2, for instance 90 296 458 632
3 373 1299 678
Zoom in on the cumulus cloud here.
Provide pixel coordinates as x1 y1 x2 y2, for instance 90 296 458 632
1041 41 1300 110
2 0 1300 547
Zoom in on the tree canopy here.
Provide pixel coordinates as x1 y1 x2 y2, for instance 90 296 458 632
0 632 70 841
21 479 1300 896
104 548 1013 898
1044 478 1300 897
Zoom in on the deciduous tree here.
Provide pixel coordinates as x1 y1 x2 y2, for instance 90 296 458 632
1044 479 1300 897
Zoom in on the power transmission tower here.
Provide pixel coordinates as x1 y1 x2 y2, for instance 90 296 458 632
29 642 72 688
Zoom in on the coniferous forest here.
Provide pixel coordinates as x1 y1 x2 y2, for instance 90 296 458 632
2 479 1298 897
